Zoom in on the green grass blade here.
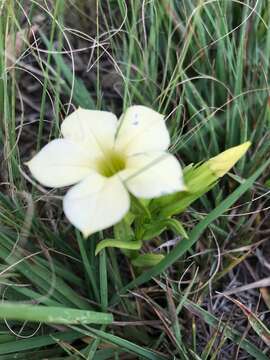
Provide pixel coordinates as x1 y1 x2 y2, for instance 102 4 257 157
99 250 108 311
76 231 100 303
72 326 167 360
0 302 113 324
0 330 81 355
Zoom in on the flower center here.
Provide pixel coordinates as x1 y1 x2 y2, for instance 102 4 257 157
96 150 126 177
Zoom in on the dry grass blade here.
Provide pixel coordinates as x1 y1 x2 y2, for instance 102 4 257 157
220 293 270 347
219 277 270 296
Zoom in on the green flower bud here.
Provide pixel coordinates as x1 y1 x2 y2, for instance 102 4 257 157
207 142 251 177
152 142 251 217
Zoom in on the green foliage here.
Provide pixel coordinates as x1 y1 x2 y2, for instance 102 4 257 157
1 0 270 358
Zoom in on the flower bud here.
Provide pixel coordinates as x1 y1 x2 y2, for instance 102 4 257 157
207 142 251 177
152 142 251 217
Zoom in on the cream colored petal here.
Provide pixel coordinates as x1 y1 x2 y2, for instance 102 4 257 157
120 152 185 199
61 107 118 159
115 105 170 155
27 139 93 188
63 173 130 237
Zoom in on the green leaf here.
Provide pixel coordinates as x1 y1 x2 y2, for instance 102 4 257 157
142 218 188 240
132 254 165 267
95 239 142 256
0 302 113 325
142 222 166 240
164 218 188 238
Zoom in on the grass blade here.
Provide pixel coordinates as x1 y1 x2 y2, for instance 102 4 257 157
0 302 113 324
72 326 167 360
0 330 81 355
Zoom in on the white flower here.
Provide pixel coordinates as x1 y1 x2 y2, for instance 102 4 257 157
27 106 185 237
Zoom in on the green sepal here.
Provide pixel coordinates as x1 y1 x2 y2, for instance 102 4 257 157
131 253 165 267
95 238 142 256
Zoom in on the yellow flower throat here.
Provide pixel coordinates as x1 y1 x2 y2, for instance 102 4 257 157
96 150 126 177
